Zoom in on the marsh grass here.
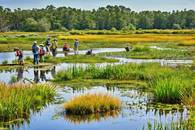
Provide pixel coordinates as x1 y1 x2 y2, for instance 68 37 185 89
143 120 191 130
54 63 194 104
64 93 121 115
0 83 56 122
43 55 118 64
100 46 193 60
152 77 192 103
1 31 195 52
1 60 8 65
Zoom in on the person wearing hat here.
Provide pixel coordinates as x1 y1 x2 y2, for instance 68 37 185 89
32 41 39 64
14 47 24 65
51 38 58 57
45 37 51 54
39 44 46 62
74 38 79 55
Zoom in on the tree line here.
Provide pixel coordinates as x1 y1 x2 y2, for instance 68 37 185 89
0 5 195 32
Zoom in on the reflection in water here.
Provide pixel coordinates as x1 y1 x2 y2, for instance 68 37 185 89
34 68 40 83
0 85 189 130
64 111 120 124
17 67 24 82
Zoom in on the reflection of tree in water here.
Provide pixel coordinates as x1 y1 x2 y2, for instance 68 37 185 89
64 111 120 124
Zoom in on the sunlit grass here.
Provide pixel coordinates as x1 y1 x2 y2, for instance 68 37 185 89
152 77 192 103
100 46 193 59
44 55 118 64
54 63 194 104
0 83 56 121
64 93 121 115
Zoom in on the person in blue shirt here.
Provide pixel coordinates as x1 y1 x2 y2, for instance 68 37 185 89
74 39 79 55
32 41 39 64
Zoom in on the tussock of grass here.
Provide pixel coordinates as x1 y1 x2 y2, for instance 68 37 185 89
0 83 56 121
64 93 121 115
152 77 192 103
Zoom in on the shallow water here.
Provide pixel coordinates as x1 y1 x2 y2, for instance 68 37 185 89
0 47 193 83
108 56 193 66
0 48 125 63
8 85 188 130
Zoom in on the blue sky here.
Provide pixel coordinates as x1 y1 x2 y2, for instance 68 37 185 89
0 0 195 11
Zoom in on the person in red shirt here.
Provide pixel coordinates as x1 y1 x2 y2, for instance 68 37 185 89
63 43 70 56
14 47 24 65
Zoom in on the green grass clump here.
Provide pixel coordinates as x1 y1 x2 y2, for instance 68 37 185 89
0 83 56 121
2 60 8 65
152 77 192 103
64 93 121 115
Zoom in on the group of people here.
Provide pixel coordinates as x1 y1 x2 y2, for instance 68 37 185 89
14 37 80 65
32 37 59 64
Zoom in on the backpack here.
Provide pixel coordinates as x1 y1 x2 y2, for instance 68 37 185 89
32 45 37 53
52 42 57 49
40 48 45 55
16 50 23 57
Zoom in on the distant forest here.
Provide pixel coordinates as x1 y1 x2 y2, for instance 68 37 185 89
0 5 195 32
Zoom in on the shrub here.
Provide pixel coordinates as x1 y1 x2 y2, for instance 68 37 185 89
64 93 121 115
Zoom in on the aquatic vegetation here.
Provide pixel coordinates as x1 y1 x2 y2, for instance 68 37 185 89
54 63 192 81
64 93 121 115
44 55 118 63
54 63 194 104
1 60 8 65
100 46 193 60
0 83 56 122
152 77 192 103
143 120 191 130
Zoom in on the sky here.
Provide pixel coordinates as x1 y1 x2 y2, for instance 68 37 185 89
0 0 195 11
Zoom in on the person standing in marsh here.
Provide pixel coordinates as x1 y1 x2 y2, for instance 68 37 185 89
63 43 70 56
14 48 24 65
32 41 39 65
74 39 79 55
45 37 51 55
39 44 46 63
51 38 58 57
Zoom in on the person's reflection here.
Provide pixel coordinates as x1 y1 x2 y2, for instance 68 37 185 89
34 67 40 83
51 66 56 78
17 67 24 82
40 70 47 81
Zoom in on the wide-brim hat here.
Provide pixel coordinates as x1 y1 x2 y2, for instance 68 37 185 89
39 44 44 46
13 47 19 51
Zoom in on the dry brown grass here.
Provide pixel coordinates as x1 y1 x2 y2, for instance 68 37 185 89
64 93 121 115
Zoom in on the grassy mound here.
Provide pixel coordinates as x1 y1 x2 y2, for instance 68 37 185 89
64 93 121 115
0 83 56 121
